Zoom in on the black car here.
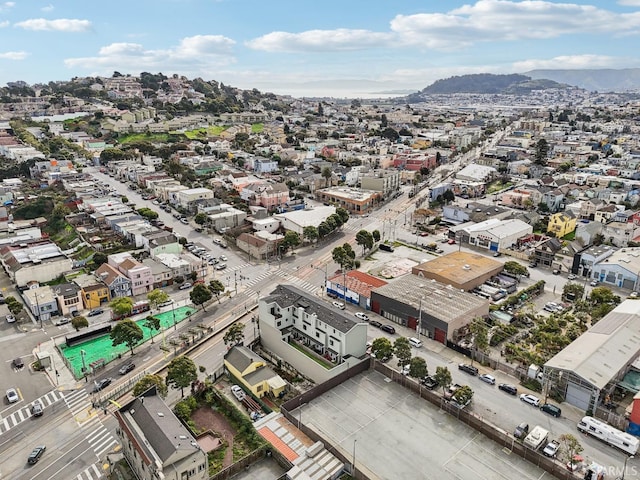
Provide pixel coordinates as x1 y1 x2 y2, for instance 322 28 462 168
27 445 46 464
421 375 438 390
498 383 518 395
369 320 382 329
119 362 135 375
540 403 562 418
458 363 479 376
12 357 24 369
87 308 104 317
93 378 112 392
380 324 396 334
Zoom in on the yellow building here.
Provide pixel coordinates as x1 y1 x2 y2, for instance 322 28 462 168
547 212 577 238
224 346 286 399
72 273 110 310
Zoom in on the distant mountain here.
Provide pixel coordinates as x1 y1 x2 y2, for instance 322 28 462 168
523 68 640 92
406 73 568 102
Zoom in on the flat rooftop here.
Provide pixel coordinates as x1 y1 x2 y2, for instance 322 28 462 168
292 370 551 480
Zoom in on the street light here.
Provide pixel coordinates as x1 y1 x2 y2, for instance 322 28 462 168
621 455 634 480
351 439 357 475
310 264 328 295
80 349 87 382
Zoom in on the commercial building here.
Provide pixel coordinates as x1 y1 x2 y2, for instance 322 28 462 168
315 186 381 215
274 205 336 236
370 275 489 343
258 284 368 383
0 241 73 287
455 218 533 253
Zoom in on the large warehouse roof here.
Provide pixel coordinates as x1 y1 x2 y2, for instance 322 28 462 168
413 251 503 286
545 300 640 390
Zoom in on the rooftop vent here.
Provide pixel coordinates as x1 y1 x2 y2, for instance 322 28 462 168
462 265 471 270
157 412 164 417
179 435 188 440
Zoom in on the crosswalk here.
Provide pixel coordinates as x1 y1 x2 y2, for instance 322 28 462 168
74 463 104 480
242 269 320 298
0 389 65 434
63 389 118 458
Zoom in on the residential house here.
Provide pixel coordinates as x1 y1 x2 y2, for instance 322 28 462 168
176 187 214 212
594 204 619 224
224 346 287 399
52 282 83 316
22 286 58 324
540 188 565 213
241 182 290 210
574 220 604 248
114 387 208 480
142 231 182 258
95 263 132 299
547 212 577 238
141 258 174 288
113 256 154 296
73 273 110 309
602 221 640 247
580 198 606 220
258 284 368 383
499 188 540 209
532 237 563 268
254 157 279 174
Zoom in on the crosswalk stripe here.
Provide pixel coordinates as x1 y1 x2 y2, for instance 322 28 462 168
94 437 117 456
89 463 102 479
2 417 9 431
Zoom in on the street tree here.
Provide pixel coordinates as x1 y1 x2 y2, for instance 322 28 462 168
394 337 412 368
332 243 356 271
372 230 381 242
223 322 245 347
434 366 453 396
452 385 474 407
208 279 226 302
147 289 169 309
143 315 161 343
558 433 583 467
408 356 428 379
194 212 208 225
110 297 133 318
355 230 374 255
137 207 159 220
321 166 332 187
503 261 528 277
133 374 168 398
336 207 350 225
318 221 332 239
110 319 144 355
303 225 318 244
190 284 213 311
282 230 301 254
469 318 489 365
370 337 393 362
166 356 198 398
5 296 23 316
71 316 89 331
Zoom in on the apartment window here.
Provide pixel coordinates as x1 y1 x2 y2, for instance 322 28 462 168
330 340 334 346
277 321 282 327
257 385 263 392
302 324 307 331
316 332 319 338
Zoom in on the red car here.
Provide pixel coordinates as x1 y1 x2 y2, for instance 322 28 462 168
447 239 456 245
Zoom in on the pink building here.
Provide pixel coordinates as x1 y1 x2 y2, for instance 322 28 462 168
109 253 154 296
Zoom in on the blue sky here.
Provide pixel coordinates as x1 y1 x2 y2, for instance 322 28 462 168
1 0 640 97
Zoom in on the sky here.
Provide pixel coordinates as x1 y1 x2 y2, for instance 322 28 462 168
1 0 640 98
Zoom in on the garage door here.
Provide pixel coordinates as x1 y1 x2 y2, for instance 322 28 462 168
566 382 593 411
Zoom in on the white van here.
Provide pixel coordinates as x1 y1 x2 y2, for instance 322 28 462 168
409 337 423 348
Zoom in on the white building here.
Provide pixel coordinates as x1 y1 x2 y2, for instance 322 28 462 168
273 206 336 236
592 247 640 291
0 242 73 287
176 187 214 209
457 218 533 253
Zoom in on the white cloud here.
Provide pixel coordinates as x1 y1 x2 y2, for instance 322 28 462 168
41 4 54 12
246 29 393 53
512 54 635 71
0 51 29 60
0 20 8 28
618 0 640 5
15 18 91 32
246 1 640 54
64 35 236 73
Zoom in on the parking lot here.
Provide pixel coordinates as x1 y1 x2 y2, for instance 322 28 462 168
293 369 555 480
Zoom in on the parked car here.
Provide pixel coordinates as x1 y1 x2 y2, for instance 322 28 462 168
93 378 112 392
12 357 24 369
369 320 382 329
540 403 562 417
54 317 71 326
519 393 540 407
552 269 560 275
514 422 529 439
381 324 396 334
448 239 456 245
543 439 560 457
231 385 245 401
180 218 189 224
215 263 227 270
458 363 479 376
567 274 577 280
87 308 104 317
590 279 599 287
498 383 518 395
158 299 174 308
354 312 369 321
31 400 43 417
6 314 16 323
219 255 228 261
332 301 346 310
479 373 496 385
6 387 19 403
179 282 193 290
421 375 438 390
119 362 135 375
27 445 46 465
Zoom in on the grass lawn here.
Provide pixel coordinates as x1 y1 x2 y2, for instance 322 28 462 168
117 133 170 144
251 123 264 134
487 180 514 194
290 342 333 369
181 125 228 139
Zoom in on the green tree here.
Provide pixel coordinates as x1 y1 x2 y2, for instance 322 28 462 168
92 252 108 269
335 207 350 225
208 279 225 303
110 297 134 318
166 356 198 398
452 385 473 407
120 196 129 204
5 296 23 316
503 261 528 277
372 230 381 242
535 138 549 165
321 166 332 187
190 284 213 311
408 356 428 379
394 337 412 368
110 319 144 355
370 337 393 362
132 374 168 398
469 318 489 365
194 212 208 225
282 230 301 254
355 230 374 255
147 289 169 309
223 322 245 346
559 433 584 467
71 316 89 331
435 366 452 396
303 225 319 244
137 207 159 220
332 243 356 271
143 315 161 343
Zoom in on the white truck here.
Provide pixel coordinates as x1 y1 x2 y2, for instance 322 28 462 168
523 426 549 450
542 439 560 457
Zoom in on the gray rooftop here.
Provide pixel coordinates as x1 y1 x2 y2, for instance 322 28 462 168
545 300 640 390
265 284 360 333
